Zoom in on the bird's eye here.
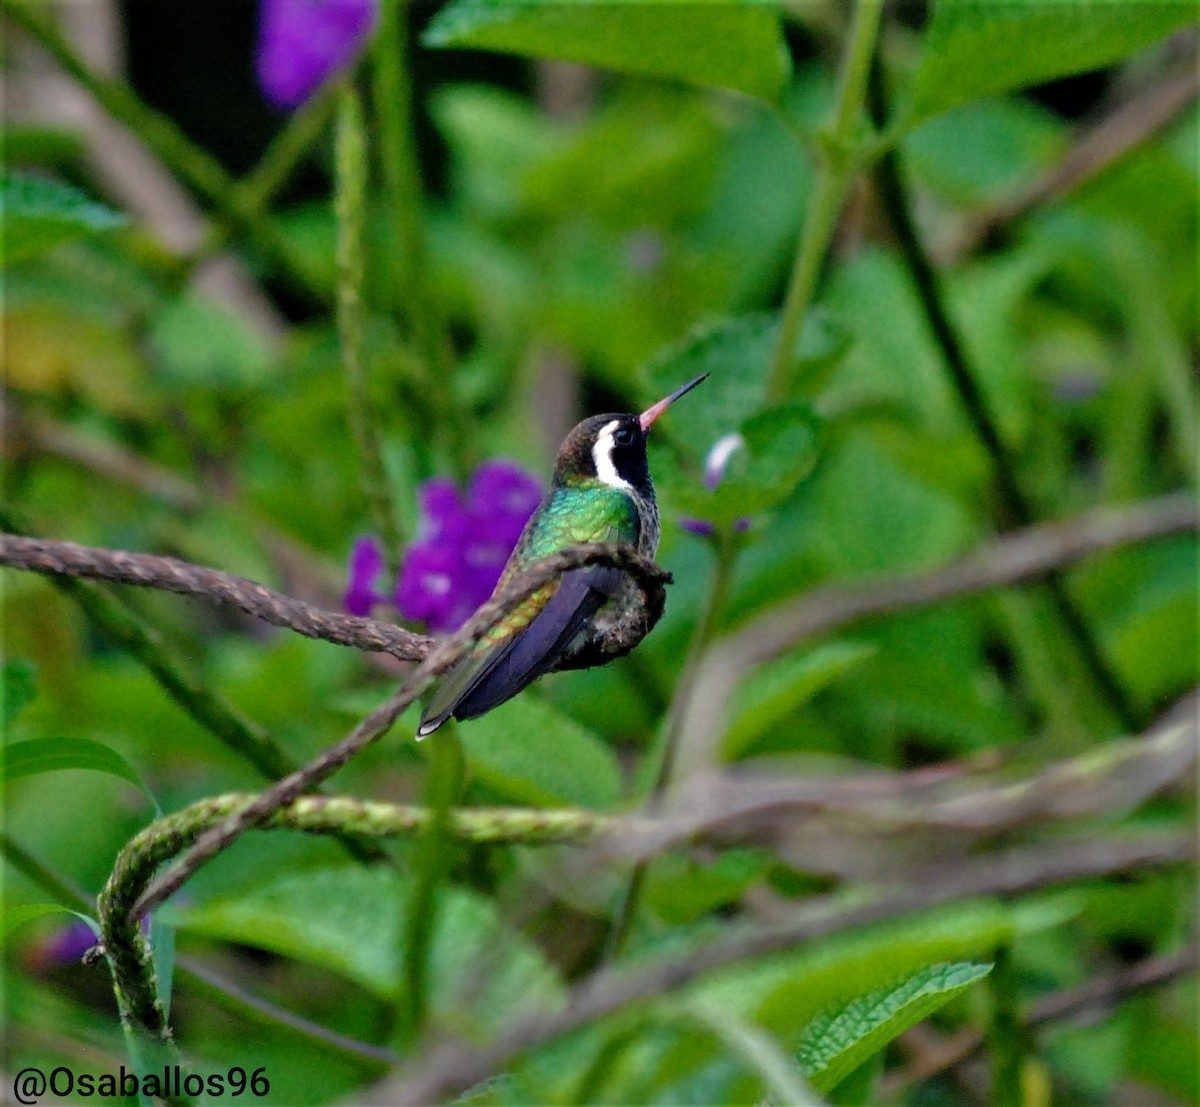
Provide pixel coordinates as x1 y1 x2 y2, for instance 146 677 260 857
614 427 636 447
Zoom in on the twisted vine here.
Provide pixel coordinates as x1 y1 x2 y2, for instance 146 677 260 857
98 794 620 1042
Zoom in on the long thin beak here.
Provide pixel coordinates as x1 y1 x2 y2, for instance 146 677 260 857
639 372 709 432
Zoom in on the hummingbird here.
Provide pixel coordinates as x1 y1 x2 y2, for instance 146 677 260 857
417 373 708 737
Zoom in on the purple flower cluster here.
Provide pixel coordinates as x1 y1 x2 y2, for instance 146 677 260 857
256 0 379 110
345 460 543 634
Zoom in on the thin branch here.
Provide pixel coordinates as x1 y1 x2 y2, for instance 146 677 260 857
387 833 1194 1105
4 402 203 513
635 711 1197 868
940 60 1200 265
675 494 1197 781
0 533 434 661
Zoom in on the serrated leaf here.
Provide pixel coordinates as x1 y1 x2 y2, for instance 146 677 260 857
1 658 38 726
423 0 791 103
799 960 993 1092
907 0 1196 127
723 641 877 760
696 899 1013 1047
458 696 622 809
2 737 159 811
1 174 127 266
173 866 563 1034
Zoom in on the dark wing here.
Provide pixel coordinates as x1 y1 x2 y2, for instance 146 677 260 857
416 565 622 737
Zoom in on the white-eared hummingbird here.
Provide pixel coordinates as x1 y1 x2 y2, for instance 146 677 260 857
417 373 708 737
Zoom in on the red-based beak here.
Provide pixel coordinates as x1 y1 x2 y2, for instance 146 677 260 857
639 372 709 432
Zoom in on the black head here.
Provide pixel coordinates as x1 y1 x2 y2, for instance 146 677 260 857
552 373 709 495
554 413 650 494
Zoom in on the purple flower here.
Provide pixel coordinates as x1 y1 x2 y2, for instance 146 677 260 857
344 460 543 635
256 0 379 111
680 432 752 537
25 914 147 971
344 534 386 617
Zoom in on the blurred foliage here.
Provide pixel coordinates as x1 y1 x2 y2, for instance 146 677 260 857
2 1 1196 1104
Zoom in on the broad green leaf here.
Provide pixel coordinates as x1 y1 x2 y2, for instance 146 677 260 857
798 961 993 1092
458 696 622 808
173 866 562 1035
423 0 791 103
2 737 158 810
723 641 877 760
908 0 1197 127
1 658 38 726
1 174 127 266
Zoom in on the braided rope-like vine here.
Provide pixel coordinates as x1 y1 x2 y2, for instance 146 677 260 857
98 793 619 1043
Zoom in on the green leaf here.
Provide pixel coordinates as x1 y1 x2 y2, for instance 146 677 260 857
1 658 38 726
423 0 791 103
908 0 1197 127
643 314 835 525
173 866 563 1035
2 903 99 945
644 848 773 924
799 961 993 1093
458 696 623 809
697 899 1013 1047
723 641 877 760
1 174 127 266
2 737 158 811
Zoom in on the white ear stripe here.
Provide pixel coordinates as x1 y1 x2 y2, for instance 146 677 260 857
592 419 634 493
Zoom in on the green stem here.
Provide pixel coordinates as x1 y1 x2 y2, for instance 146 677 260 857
766 0 885 401
605 528 739 960
3 0 319 297
988 943 1025 1107
336 84 405 571
371 2 463 473
400 728 465 1042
